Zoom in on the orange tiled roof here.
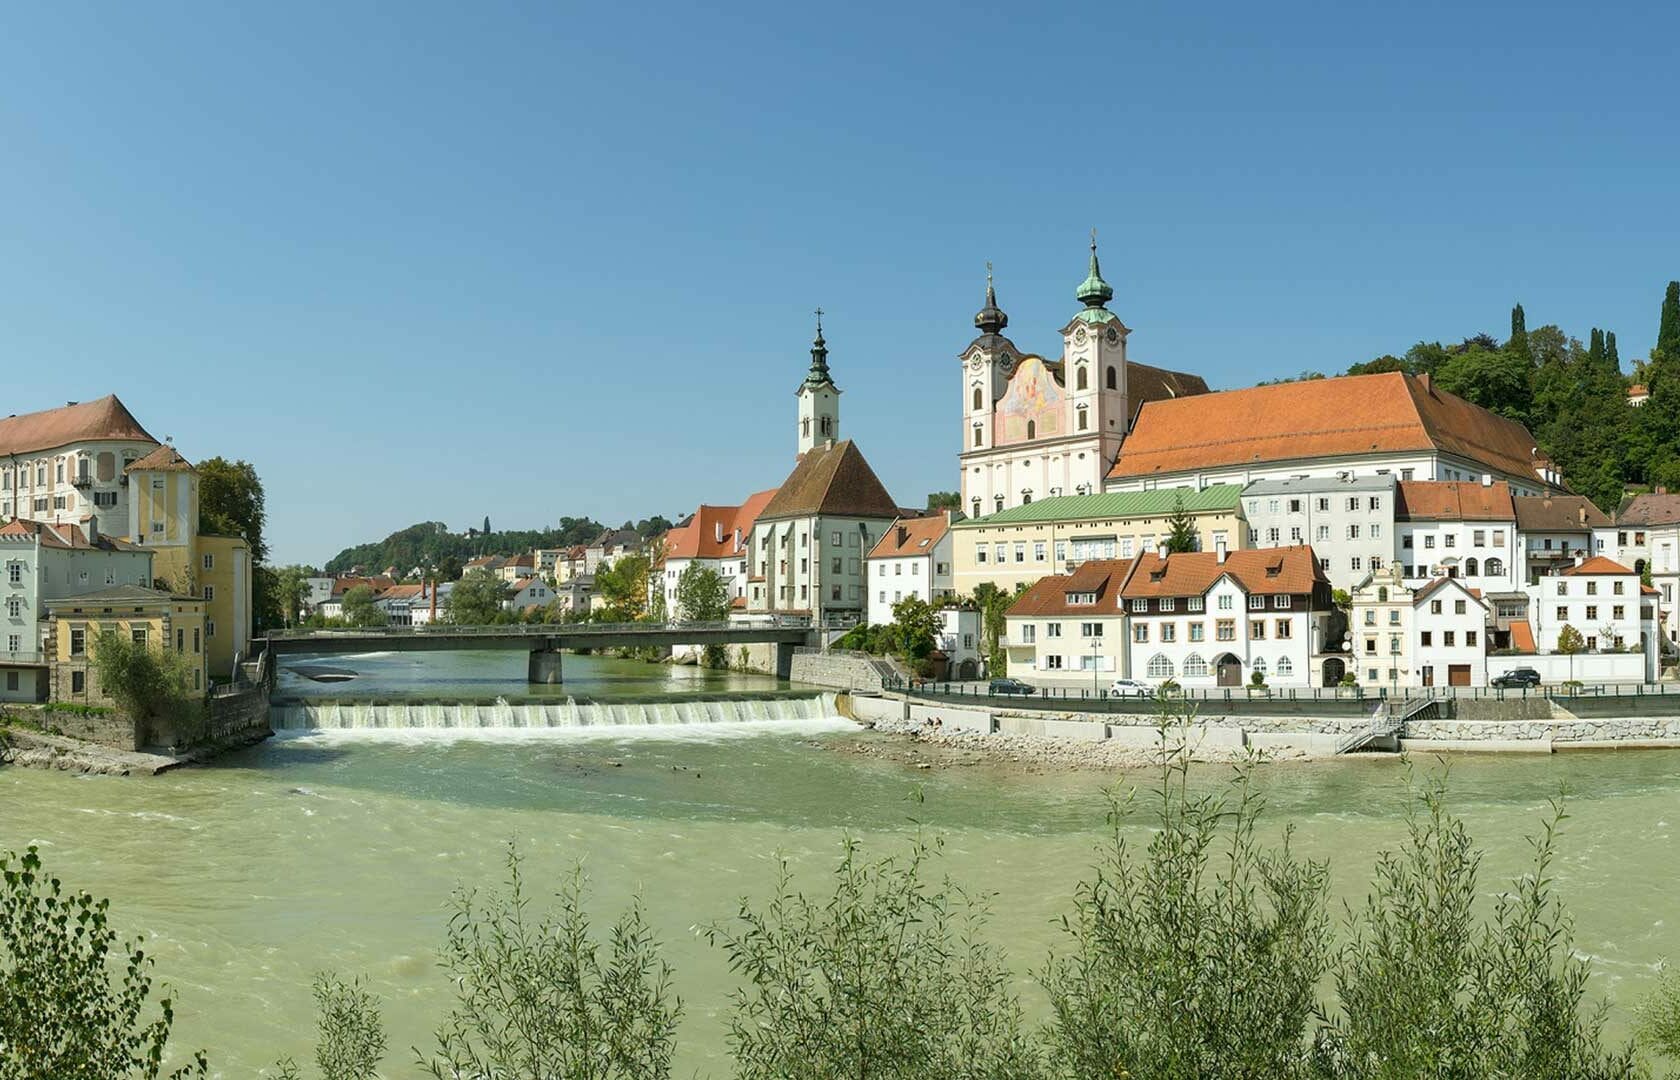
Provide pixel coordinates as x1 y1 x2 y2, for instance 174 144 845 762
665 488 779 561
375 584 425 600
1396 480 1515 522
0 395 157 457
1008 559 1134 617
868 513 954 560
125 445 194 473
758 440 898 521
1642 584 1661 597
1629 384 1649 397
0 518 143 552
1561 556 1635 576
1108 372 1547 483
1509 620 1537 651
1121 545 1326 599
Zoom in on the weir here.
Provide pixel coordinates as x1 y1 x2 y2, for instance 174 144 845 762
270 693 840 731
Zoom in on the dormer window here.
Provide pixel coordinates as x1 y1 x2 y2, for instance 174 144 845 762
1131 599 1147 612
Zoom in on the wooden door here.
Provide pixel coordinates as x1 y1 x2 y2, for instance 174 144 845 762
1448 665 1472 687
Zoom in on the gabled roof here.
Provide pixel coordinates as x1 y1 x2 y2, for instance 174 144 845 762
0 519 145 552
510 576 543 591
1513 495 1612 531
664 488 779 561
868 513 955 559
375 584 426 601
953 485 1241 528
0 395 157 457
1008 559 1134 618
1396 480 1515 522
1616 492 1680 528
1412 576 1488 605
1108 372 1548 484
1120 545 1326 599
1561 556 1635 576
757 440 898 521
125 445 194 473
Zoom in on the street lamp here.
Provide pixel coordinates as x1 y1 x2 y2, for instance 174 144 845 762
1092 636 1101 697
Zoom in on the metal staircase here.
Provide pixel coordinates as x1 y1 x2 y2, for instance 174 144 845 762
1335 696 1438 754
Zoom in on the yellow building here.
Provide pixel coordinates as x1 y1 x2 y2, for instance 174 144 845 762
43 584 208 705
951 485 1248 596
123 445 251 680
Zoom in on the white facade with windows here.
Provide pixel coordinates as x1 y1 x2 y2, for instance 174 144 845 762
1530 559 1646 656
1125 575 1315 690
1241 475 1395 592
865 515 957 627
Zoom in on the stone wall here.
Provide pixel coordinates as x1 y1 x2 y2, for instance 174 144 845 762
0 703 143 752
791 653 890 693
208 684 270 742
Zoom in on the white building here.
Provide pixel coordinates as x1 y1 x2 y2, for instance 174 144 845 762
1349 567 1490 688
0 518 153 702
659 489 778 617
1107 372 1561 497
1611 492 1680 645
0 396 163 537
1119 546 1330 690
935 607 985 681
1242 474 1395 592
1513 495 1614 585
1395 480 1520 593
1003 559 1132 688
957 246 1207 520
1531 557 1646 654
865 511 959 627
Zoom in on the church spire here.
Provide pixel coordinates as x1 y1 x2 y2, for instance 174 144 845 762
803 307 834 388
1075 228 1114 309
974 261 1009 335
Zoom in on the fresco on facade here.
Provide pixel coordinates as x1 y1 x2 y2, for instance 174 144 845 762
995 356 1065 445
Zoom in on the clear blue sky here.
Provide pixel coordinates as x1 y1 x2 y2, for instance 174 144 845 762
3 2 1676 566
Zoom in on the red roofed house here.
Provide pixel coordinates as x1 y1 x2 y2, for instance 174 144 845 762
658 488 778 618
864 511 960 626
1106 372 1563 497
1349 565 1490 689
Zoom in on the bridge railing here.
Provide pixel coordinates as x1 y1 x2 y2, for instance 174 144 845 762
266 617 812 641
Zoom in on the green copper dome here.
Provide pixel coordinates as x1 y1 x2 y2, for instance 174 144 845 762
1075 233 1114 309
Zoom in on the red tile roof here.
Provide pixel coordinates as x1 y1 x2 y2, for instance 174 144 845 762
0 518 143 552
1411 577 1487 605
1396 480 1515 522
0 395 157 457
1108 372 1547 483
868 513 954 560
1509 620 1537 651
1561 556 1635 576
1008 559 1134 617
1615 492 1680 527
758 440 898 521
664 488 779 561
1121 545 1327 599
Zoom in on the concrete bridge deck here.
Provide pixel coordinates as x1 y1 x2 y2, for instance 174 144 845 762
262 621 820 682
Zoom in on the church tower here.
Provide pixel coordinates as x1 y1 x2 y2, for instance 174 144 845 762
1060 233 1129 483
795 311 841 458
958 266 1020 513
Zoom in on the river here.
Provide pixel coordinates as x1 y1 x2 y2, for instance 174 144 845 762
3 649 1679 1076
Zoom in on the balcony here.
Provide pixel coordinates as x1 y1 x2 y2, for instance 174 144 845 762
0 650 46 665
71 476 92 490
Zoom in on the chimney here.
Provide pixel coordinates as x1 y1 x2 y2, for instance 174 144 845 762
1574 553 1585 567
896 525 908 547
1418 372 1433 394
1481 474 1493 487
1578 506 1587 525
1216 538 1228 564
430 582 438 621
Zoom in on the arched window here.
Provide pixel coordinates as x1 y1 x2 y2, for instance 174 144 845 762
973 424 983 448
1464 557 1479 576
1486 557 1504 577
1147 654 1174 679
1183 653 1208 677
971 499 981 518
1252 656 1268 677
819 416 833 436
1076 366 1088 391
995 496 1004 512
1276 656 1293 679
1021 491 1033 505
973 387 983 411
801 417 811 436
1077 407 1089 431
1378 586 1388 602
1106 366 1118 390
1026 420 1036 440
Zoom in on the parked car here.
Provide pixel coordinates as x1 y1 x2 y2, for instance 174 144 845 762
1491 667 1543 688
1108 678 1154 697
989 677 1036 696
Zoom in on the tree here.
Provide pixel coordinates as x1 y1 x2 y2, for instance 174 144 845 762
435 553 463 582
445 569 507 625
596 553 652 620
197 457 268 564
1659 280 1680 362
1163 494 1198 554
1432 344 1533 425
970 582 1012 675
0 845 208 1079
91 631 203 743
1556 623 1586 683
633 516 675 541
707 831 1041 1080
482 516 491 536
272 565 310 627
422 846 679 1080
675 562 731 667
1509 303 1531 368
925 491 962 511
339 585 385 628
887 595 943 669
1345 355 1410 376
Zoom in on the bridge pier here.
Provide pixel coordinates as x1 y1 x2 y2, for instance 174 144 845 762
772 642 796 681
528 648 563 685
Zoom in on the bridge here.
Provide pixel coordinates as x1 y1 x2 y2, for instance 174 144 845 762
261 620 821 683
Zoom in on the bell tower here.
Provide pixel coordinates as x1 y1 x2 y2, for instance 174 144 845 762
959 265 1019 513
796 309 841 458
1060 231 1130 474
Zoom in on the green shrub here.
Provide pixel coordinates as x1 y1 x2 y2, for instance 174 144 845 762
90 632 204 744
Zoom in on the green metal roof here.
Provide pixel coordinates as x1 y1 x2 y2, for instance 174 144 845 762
951 484 1243 528
1071 307 1117 326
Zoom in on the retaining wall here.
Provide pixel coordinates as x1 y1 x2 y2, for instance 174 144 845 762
1 704 143 751
791 654 888 693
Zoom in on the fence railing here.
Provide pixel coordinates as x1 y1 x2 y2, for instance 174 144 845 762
881 676 1680 707
268 617 813 641
0 650 45 665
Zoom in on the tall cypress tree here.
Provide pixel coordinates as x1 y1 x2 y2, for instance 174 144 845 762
1508 303 1531 367
1588 328 1605 372
1606 331 1620 375
1660 281 1680 361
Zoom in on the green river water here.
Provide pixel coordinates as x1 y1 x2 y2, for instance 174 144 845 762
3 649 1680 1076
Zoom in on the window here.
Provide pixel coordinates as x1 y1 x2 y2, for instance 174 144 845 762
1054 541 1067 563
1346 497 1359 512
1421 630 1433 646
1371 523 1382 539
1317 525 1330 541
1443 631 1455 646
1586 580 1599 596
1351 557 1363 571
1466 630 1477 646
973 386 983 410
1252 657 1267 677
1403 535 1414 549
1183 653 1208 676
1250 620 1266 639
973 425 983 447
1275 619 1292 638
1216 620 1236 641
1034 542 1046 562
1388 609 1400 625
1248 595 1264 610
1045 623 1062 638
1557 581 1568 596
1424 535 1436 549
1586 605 1598 620
1160 623 1176 642
1082 622 1104 638
1364 610 1377 626
994 544 1006 562
1043 655 1063 670
1316 497 1329 512
1106 366 1117 390
1147 654 1174 679
1133 624 1149 643
70 628 86 656
1614 605 1625 620
1131 599 1147 613
1276 656 1293 678
1556 606 1568 621
203 585 216 602
1430 600 1442 614
72 670 85 694
1266 527 1279 543
4 597 18 618
1076 366 1088 391
1161 598 1176 612
1218 595 1233 611
976 545 987 564
1189 623 1204 642
1274 595 1291 609
1347 524 1361 540
1026 420 1036 440
1613 580 1625 595
1188 597 1204 612
1014 544 1025 563
1021 624 1036 644
6 563 18 586
1444 535 1456 548
1391 634 1402 653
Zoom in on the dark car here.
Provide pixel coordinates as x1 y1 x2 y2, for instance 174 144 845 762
1492 668 1542 689
989 678 1036 696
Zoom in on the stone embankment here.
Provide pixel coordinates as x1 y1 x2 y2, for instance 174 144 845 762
0 729 186 776
0 683 273 776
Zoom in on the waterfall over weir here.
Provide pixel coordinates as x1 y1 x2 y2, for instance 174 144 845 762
271 693 841 732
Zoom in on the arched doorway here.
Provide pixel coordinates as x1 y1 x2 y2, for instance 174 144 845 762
1321 657 1345 687
957 658 979 680
1215 653 1243 687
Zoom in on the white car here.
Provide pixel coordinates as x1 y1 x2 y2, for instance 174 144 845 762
1108 678 1154 697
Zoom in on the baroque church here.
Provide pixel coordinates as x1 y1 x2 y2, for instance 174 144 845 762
958 238 1208 518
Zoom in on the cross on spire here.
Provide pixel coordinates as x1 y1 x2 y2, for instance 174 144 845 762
813 306 824 335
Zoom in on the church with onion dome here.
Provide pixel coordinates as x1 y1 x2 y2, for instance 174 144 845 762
958 236 1208 519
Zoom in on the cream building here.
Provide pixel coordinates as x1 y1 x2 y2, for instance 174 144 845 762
951 486 1243 596
0 396 160 536
957 245 1206 520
